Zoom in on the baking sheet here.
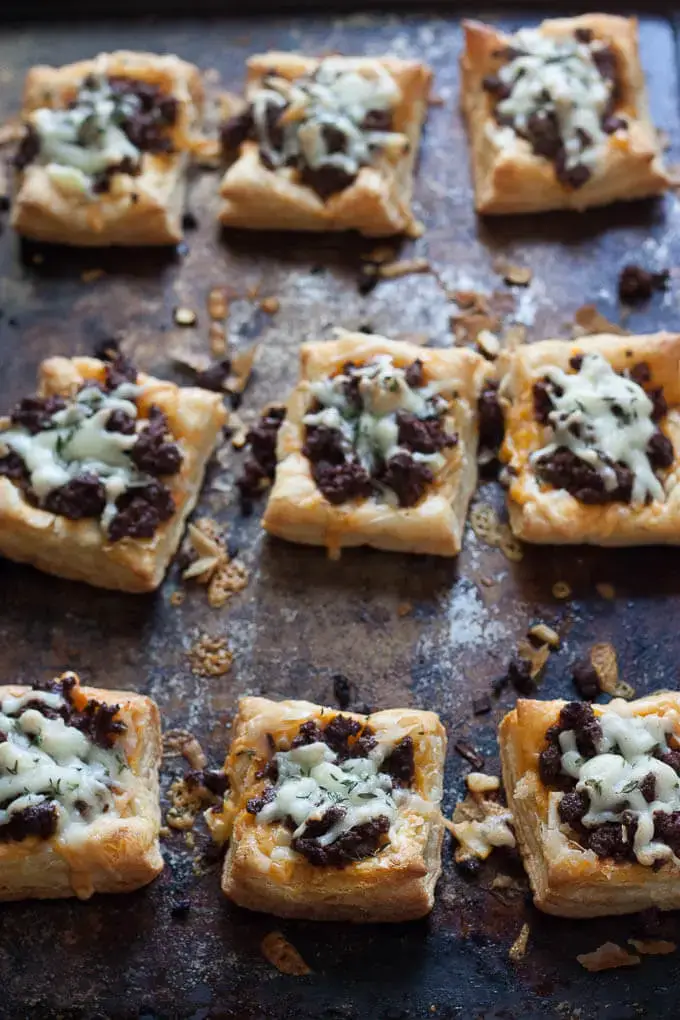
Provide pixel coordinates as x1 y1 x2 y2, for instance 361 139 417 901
0 10 679 1019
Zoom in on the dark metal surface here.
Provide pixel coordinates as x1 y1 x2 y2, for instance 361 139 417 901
1 11 680 1020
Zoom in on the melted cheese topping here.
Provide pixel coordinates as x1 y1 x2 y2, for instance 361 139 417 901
29 75 141 188
531 353 663 505
0 690 129 843
250 58 405 177
559 707 680 866
0 382 160 528
494 29 614 171
303 356 451 489
257 740 406 849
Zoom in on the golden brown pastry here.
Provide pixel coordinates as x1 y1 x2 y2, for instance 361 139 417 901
501 694 680 917
499 331 680 545
211 696 447 922
0 352 226 591
262 331 490 557
11 51 203 245
461 15 670 214
219 53 431 237
0 672 162 901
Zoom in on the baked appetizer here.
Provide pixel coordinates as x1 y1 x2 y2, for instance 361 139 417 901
0 353 226 591
501 695 680 917
262 332 489 557
219 53 432 237
11 51 202 245
500 332 680 545
0 671 162 901
461 15 670 214
213 696 446 921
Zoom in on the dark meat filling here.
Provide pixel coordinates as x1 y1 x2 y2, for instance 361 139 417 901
381 735 415 787
236 405 286 510
292 815 390 867
539 701 680 864
532 362 673 504
221 77 395 200
0 802 59 843
484 29 623 190
108 480 175 542
304 360 455 509
478 381 505 455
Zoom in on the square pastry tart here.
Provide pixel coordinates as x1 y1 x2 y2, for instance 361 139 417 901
0 671 162 901
11 50 203 245
500 695 680 918
218 53 432 237
0 352 226 591
214 696 447 922
499 331 680 545
461 15 670 214
262 332 489 557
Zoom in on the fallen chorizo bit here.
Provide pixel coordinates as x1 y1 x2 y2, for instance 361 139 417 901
188 635 233 677
261 931 312 976
446 773 515 863
628 939 677 956
509 923 530 962
576 942 641 972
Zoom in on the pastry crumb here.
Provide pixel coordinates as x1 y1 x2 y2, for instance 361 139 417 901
466 772 499 795
469 503 523 561
208 286 229 321
209 321 227 355
162 729 207 768
496 259 532 287
590 642 634 699
552 580 572 600
577 942 640 972
261 931 312 976
189 635 233 677
446 779 515 864
628 939 676 956
509 923 530 962
476 328 501 359
174 306 198 327
260 296 280 314
378 257 431 279
528 623 560 648
169 590 185 607
573 304 629 337
208 560 249 608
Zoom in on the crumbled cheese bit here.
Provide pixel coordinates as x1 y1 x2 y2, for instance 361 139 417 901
188 635 233 677
261 931 312 976
174 307 198 327
533 353 663 506
466 772 500 795
577 942 640 972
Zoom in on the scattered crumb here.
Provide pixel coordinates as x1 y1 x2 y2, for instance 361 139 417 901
573 305 629 337
246 282 261 300
406 219 425 239
184 831 195 849
504 323 527 350
446 781 515 863
590 641 634 699
469 503 524 561
208 561 249 609
81 268 104 283
261 931 312 976
516 637 551 681
628 939 676 956
229 412 248 448
208 286 229 321
428 94 445 106
228 344 259 396
166 776 207 831
528 623 560 648
174 307 198 327
495 259 533 287
577 942 640 972
362 245 395 264
552 581 572 600
181 519 249 608
162 729 207 769
595 582 616 600
476 329 501 359
509 923 530 962
188 635 233 677
170 590 185 607
466 772 499 795
397 601 412 617
209 322 227 356
378 257 431 279
260 296 280 314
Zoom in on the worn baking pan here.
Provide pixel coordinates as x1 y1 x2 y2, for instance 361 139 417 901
0 9 679 1020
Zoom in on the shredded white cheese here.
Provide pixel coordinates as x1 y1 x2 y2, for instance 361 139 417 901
257 739 414 850
250 58 405 178
303 355 451 491
29 75 141 183
495 29 614 171
558 706 680 866
0 689 129 842
531 353 663 506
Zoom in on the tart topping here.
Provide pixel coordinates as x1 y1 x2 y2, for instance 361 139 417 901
531 353 672 506
539 701 680 867
247 716 418 867
0 357 182 541
485 27 622 189
0 674 129 844
222 58 408 199
16 72 178 194
302 355 458 508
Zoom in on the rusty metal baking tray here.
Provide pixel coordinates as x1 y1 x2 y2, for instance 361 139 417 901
1 9 680 1020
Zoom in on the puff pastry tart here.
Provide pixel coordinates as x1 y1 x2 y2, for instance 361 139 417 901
499 331 680 545
461 15 670 214
501 695 680 917
262 332 489 557
218 53 432 237
11 51 202 245
213 696 446 922
0 352 226 591
0 671 162 901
